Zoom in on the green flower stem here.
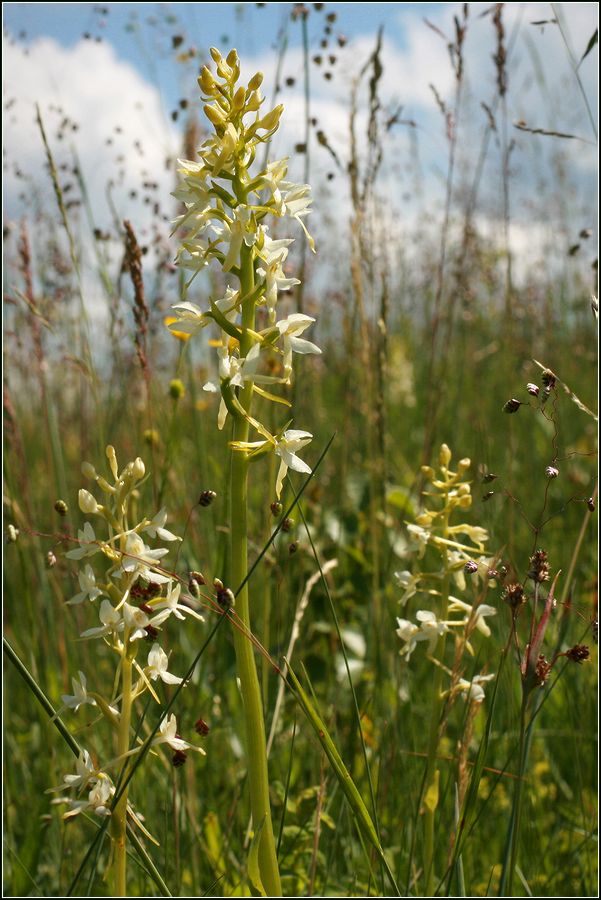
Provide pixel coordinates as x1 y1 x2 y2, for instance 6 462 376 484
504 694 529 897
423 506 451 896
229 240 282 896
111 646 133 896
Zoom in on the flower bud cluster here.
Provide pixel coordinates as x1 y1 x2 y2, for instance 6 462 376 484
169 48 321 499
53 445 205 823
395 444 498 701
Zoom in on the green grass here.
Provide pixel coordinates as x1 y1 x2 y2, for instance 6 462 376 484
3 9 598 896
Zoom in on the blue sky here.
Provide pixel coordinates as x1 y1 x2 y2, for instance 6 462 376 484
3 2 598 277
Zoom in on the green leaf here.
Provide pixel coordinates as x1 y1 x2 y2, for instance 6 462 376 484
579 28 598 66
247 817 267 897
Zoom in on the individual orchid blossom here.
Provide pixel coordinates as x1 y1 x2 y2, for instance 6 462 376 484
448 596 497 638
256 247 300 322
142 508 181 543
275 314 321 380
63 776 114 819
118 532 171 584
148 581 205 623
80 598 123 640
67 564 104 605
61 671 97 712
65 522 100 560
394 569 421 606
274 430 313 498
153 713 206 755
146 644 183 685
453 673 496 703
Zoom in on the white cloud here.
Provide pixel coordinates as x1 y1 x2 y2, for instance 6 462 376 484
3 33 179 229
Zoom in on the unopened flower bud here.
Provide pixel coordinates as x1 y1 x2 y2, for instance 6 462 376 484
198 65 216 95
232 86 246 110
143 428 160 447
439 444 452 467
457 458 471 471
503 398 522 413
204 103 227 127
270 501 283 517
226 48 239 68
6 525 19 543
46 550 57 568
257 104 283 132
209 47 222 63
54 499 69 516
132 457 146 480
464 561 478 574
169 378 186 400
198 490 217 507
81 462 97 480
415 513 433 526
78 489 99 514
421 465 435 480
281 517 294 533
457 495 472 509
248 71 264 91
526 383 539 396
188 571 206 593
106 445 119 479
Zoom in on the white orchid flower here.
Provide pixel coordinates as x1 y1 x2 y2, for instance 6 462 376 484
275 314 321 380
80 598 123 640
143 508 181 543
61 671 97 712
153 713 206 755
146 644 183 685
65 522 100 560
274 430 313 498
67 564 104 605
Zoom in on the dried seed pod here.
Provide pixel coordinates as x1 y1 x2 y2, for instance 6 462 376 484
503 398 522 413
198 490 217 507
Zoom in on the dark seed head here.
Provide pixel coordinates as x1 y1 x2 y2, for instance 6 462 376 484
541 369 556 390
195 718 210 736
216 586 234 610
289 541 298 555
565 644 590 664
483 491 495 502
281 517 294 533
503 398 522 413
483 473 498 483
54 499 69 516
270 501 283 517
172 749 187 767
198 490 217 507
587 497 595 513
502 583 527 611
464 560 478 574
533 654 552 686
527 549 550 583
526 383 540 396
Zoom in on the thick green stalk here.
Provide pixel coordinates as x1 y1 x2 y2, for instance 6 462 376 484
422 507 451 896
230 241 281 896
111 649 133 896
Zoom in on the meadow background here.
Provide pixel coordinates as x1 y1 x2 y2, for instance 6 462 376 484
3 2 598 897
